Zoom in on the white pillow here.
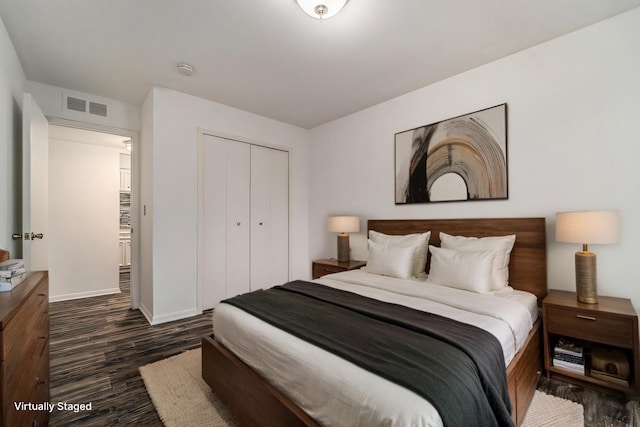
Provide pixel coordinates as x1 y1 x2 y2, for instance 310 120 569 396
439 232 516 290
365 239 419 279
427 246 496 293
369 230 431 277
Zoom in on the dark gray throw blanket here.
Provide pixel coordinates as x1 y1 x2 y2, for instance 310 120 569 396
223 280 514 427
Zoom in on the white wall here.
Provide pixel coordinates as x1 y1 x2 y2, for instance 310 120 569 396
0 16 26 257
48 138 121 300
139 87 310 324
309 9 640 309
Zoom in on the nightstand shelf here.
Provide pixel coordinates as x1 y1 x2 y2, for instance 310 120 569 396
543 290 640 396
312 259 366 279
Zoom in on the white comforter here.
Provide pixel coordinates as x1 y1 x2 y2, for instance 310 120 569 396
213 270 537 427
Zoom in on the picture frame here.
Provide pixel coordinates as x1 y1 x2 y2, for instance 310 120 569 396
394 103 508 204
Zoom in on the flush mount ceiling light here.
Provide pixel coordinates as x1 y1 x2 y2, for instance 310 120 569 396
296 0 348 20
177 63 195 77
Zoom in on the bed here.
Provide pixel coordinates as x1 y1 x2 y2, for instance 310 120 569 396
202 217 547 426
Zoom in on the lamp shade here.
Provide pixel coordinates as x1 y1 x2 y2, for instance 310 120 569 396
296 0 348 19
556 210 620 244
327 216 360 233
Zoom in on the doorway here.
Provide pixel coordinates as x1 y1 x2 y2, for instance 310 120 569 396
47 120 139 309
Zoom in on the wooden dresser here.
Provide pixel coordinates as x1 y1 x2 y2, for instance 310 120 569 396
0 272 49 427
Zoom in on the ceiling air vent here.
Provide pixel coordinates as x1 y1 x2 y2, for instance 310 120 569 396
89 101 108 117
66 96 87 113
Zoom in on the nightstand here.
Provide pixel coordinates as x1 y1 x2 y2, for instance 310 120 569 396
312 259 367 279
543 290 640 395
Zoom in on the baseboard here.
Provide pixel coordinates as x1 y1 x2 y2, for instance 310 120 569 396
138 303 153 325
49 287 122 302
142 307 200 325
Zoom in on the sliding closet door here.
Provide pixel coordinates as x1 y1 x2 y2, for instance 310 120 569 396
201 135 250 308
250 145 289 290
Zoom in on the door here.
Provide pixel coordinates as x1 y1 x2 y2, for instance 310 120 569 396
226 142 251 297
199 134 290 310
250 145 289 291
200 135 251 309
21 93 49 272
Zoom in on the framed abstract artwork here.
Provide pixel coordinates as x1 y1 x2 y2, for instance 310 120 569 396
395 103 508 204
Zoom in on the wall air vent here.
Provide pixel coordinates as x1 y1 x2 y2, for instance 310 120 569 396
89 101 108 117
63 92 111 119
66 96 87 113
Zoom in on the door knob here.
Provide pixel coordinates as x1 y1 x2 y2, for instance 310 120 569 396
12 232 43 240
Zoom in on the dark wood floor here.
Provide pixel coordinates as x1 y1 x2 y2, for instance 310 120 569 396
49 271 212 426
536 375 639 426
48 273 639 426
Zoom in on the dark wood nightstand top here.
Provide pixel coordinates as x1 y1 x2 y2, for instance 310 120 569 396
313 259 367 269
544 290 636 318
312 259 366 279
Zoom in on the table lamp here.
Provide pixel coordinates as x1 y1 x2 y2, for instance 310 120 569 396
556 210 620 304
327 216 360 262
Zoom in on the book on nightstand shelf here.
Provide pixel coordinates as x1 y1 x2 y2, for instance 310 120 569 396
553 338 585 374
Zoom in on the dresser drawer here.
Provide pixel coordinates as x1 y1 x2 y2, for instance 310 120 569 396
546 306 634 348
2 280 48 361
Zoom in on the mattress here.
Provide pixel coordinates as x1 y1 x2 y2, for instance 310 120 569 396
213 269 537 427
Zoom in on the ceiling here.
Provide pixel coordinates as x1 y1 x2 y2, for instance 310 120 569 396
1 1 639 129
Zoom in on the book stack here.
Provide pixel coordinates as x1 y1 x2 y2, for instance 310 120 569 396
0 259 26 292
553 338 585 374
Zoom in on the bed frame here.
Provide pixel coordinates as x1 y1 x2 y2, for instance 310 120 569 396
203 217 547 426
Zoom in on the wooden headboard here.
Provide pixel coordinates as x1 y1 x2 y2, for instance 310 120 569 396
368 218 547 305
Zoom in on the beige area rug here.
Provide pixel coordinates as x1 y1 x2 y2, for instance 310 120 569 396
521 391 583 427
139 348 242 427
140 349 584 427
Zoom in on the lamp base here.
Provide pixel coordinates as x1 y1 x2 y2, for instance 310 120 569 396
337 233 350 263
575 251 597 304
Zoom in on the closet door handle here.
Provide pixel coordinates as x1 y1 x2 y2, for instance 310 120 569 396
236 222 241 226
259 222 264 226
